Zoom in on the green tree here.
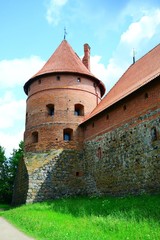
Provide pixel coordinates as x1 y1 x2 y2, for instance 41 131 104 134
0 146 8 202
9 141 24 179
0 141 24 203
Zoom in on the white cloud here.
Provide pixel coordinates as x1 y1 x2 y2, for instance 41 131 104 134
90 8 160 94
0 56 45 89
46 0 68 25
0 56 44 157
0 91 25 129
0 91 25 157
91 55 128 93
0 130 24 158
121 9 160 46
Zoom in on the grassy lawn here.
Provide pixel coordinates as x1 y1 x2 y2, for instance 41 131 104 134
0 195 160 240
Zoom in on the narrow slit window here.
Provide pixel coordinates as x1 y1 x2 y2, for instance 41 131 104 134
106 114 109 120
97 147 102 159
26 112 28 125
123 105 127 111
144 93 148 99
76 172 80 176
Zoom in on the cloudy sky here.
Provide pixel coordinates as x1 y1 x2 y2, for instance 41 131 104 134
0 0 160 156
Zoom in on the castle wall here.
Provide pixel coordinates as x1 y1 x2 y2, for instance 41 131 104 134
24 149 86 203
83 78 160 141
83 78 160 195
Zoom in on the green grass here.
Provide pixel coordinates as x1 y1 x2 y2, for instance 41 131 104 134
1 195 160 240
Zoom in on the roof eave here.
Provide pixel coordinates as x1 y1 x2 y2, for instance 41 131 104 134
24 71 106 96
80 73 160 125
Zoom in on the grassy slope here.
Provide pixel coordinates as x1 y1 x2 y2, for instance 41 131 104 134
1 195 160 240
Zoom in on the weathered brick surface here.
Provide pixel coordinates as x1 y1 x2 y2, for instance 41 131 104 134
83 78 160 141
25 73 101 152
83 109 160 196
82 77 160 196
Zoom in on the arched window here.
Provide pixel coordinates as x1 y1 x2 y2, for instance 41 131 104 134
151 127 157 141
46 104 54 116
63 128 73 141
74 104 84 116
32 131 38 143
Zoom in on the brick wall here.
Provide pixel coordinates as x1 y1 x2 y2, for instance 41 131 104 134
83 78 160 141
82 77 160 196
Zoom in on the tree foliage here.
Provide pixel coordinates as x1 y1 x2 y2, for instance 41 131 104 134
0 141 24 203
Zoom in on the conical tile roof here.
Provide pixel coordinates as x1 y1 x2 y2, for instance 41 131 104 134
24 40 105 95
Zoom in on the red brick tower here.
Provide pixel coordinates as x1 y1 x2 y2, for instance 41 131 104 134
24 40 105 153
12 40 105 204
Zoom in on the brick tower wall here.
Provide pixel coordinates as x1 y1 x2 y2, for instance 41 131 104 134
12 72 102 204
25 73 101 152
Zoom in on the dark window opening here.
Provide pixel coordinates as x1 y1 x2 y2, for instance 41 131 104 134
38 79 41 84
26 112 28 125
106 114 109 120
151 127 157 141
63 128 73 141
123 105 127 111
74 104 84 116
32 131 38 143
46 104 54 116
77 77 81 82
92 122 94 128
56 76 60 80
144 93 148 99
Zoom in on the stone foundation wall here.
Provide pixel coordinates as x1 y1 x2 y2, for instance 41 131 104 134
83 109 160 196
13 149 86 204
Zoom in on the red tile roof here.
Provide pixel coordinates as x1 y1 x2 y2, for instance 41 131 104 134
24 40 105 96
82 43 160 123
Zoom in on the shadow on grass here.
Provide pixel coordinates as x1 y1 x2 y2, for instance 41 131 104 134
0 204 12 213
45 194 160 222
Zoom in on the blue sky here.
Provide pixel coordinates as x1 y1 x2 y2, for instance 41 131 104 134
0 0 160 156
